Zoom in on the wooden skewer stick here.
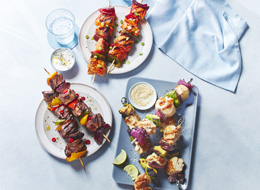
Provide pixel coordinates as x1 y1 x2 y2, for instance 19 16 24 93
107 60 115 74
109 0 111 8
44 68 51 76
92 74 96 84
79 158 86 171
102 133 111 143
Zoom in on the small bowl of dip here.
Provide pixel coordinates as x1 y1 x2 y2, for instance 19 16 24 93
51 48 75 72
128 82 157 110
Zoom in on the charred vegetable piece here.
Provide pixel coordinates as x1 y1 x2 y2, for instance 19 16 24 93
165 90 181 108
94 26 113 41
153 146 168 158
119 104 135 116
71 100 88 117
94 123 111 144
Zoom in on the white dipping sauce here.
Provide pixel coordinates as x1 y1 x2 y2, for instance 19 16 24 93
51 48 75 71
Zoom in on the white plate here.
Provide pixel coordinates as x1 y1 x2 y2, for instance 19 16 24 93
35 83 112 159
79 5 153 74
128 82 157 110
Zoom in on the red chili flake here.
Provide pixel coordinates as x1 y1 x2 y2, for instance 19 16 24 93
52 137 56 142
63 89 68 94
81 96 86 100
76 93 79 97
85 140 91 145
59 110 64 114
69 138 74 143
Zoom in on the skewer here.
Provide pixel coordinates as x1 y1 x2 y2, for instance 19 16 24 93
44 68 50 76
92 74 96 84
102 133 111 143
44 68 87 171
79 158 86 171
107 60 115 74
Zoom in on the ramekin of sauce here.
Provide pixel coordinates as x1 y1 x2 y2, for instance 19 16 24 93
128 82 157 110
51 48 75 72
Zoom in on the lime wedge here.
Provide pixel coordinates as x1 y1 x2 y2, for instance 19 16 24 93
113 149 127 165
123 164 139 181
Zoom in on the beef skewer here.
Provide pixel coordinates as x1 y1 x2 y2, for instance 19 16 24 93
44 68 111 144
43 69 87 170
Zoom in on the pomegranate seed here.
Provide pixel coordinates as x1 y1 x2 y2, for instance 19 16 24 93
87 116 92 121
52 137 56 142
85 140 91 145
69 138 74 143
63 89 68 94
76 93 79 96
59 110 64 114
81 96 85 100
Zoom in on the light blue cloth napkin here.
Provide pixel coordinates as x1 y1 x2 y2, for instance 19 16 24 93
146 0 248 92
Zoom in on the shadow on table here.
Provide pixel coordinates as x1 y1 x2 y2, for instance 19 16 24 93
186 94 201 190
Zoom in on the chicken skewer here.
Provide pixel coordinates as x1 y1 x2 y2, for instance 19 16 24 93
107 0 149 74
88 0 116 82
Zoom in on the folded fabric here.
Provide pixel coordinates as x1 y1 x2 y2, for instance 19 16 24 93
146 0 248 92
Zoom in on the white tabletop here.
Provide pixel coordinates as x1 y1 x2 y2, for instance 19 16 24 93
1 0 260 190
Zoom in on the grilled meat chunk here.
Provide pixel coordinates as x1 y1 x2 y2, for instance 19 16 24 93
54 105 70 119
135 119 157 135
114 33 134 53
71 100 88 117
42 91 57 103
108 45 128 62
134 174 152 190
121 17 140 37
94 26 113 41
65 139 87 157
94 38 109 55
95 13 115 28
88 57 107 76
130 2 149 20
86 113 104 132
55 82 71 94
125 113 140 129
166 157 185 176
49 74 65 91
58 119 84 139
58 89 77 105
160 124 182 151
146 153 168 169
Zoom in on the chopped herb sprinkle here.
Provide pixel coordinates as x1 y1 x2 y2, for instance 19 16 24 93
139 53 143 56
91 36 94 40
141 42 145 46
134 12 139 16
126 60 130 64
109 46 112 50
120 20 123 24
94 55 97 59
85 35 89 39
115 23 119 26
126 37 129 41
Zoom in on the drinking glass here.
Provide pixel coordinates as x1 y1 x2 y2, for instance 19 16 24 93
46 9 75 45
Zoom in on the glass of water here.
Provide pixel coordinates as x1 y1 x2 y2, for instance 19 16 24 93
46 9 75 45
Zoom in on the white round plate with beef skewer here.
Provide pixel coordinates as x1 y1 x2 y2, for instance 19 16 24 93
35 83 112 159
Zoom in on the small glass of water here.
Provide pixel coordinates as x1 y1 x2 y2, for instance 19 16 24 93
46 9 75 45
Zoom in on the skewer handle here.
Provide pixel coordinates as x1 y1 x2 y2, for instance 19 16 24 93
79 158 86 172
102 133 110 143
